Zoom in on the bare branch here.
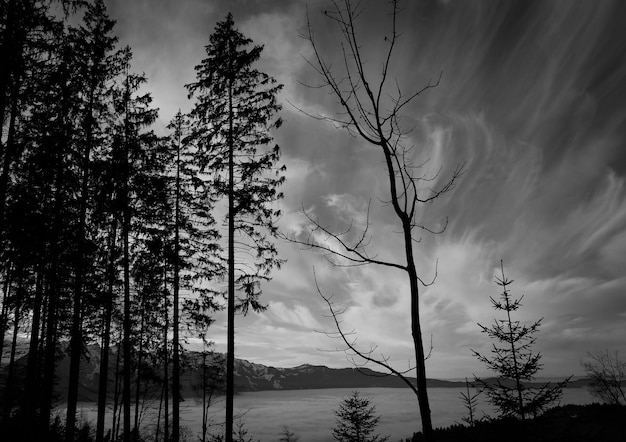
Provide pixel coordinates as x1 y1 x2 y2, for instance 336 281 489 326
280 205 407 272
313 270 419 396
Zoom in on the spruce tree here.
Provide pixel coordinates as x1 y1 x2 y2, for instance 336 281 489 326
63 2 121 438
472 261 569 421
186 13 285 442
111 48 159 442
332 391 389 442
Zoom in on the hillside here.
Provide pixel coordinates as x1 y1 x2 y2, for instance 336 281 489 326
0 340 590 404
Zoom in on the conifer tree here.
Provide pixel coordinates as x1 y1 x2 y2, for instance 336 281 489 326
165 110 223 442
332 391 389 442
112 49 159 442
472 261 569 421
186 13 285 442
32 26 86 435
63 2 121 439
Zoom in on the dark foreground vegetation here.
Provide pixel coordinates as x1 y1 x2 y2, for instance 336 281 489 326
412 403 626 442
0 402 623 442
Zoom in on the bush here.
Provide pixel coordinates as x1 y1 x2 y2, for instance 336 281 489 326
583 349 626 405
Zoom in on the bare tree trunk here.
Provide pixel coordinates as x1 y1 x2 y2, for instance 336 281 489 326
24 264 44 420
163 275 169 442
155 380 164 442
112 335 123 442
0 0 25 234
0 265 12 371
0 78 20 373
172 112 182 442
202 351 208 442
40 136 66 435
97 220 117 442
2 288 20 421
134 301 145 437
122 74 132 442
225 54 235 442
66 83 96 442
401 211 432 437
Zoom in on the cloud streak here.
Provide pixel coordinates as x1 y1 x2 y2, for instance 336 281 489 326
108 0 626 378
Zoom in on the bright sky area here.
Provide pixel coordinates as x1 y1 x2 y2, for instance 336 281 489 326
105 0 626 379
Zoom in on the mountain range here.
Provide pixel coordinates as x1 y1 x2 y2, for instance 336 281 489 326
0 340 589 404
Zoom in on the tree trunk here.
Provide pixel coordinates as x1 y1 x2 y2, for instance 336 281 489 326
65 83 96 442
0 0 17 139
134 301 145 436
202 351 208 442
225 54 235 442
2 284 20 421
0 76 20 244
40 132 67 434
122 76 132 442
172 116 181 442
407 253 432 438
23 264 44 420
163 266 169 442
382 140 433 438
155 380 164 442
112 335 123 442
96 220 117 442
0 0 20 230
0 265 12 371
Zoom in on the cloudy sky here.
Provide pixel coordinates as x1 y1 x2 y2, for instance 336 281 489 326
106 0 626 379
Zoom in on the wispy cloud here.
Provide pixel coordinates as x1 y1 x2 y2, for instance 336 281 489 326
108 0 626 377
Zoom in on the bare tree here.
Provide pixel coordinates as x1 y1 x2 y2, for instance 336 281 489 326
288 1 464 438
583 350 626 405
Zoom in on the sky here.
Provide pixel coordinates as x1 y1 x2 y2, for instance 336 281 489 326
105 0 626 379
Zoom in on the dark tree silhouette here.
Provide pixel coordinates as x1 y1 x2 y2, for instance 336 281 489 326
0 3 179 441
186 13 285 442
459 377 481 427
112 49 159 442
166 110 223 442
472 261 569 421
63 2 120 439
583 350 626 405
332 391 389 442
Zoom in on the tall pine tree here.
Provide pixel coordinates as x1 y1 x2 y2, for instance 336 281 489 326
112 48 159 442
186 13 285 442
63 2 121 439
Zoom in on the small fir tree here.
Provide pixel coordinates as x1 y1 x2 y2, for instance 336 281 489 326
459 377 481 427
332 391 389 442
278 426 299 442
472 261 569 421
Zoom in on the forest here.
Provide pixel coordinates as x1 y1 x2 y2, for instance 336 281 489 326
1 1 626 442
0 0 284 441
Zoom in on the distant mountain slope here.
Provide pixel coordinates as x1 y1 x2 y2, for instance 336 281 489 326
1 340 591 404
228 359 469 391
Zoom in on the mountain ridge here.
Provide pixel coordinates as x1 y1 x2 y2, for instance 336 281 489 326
1 340 590 404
